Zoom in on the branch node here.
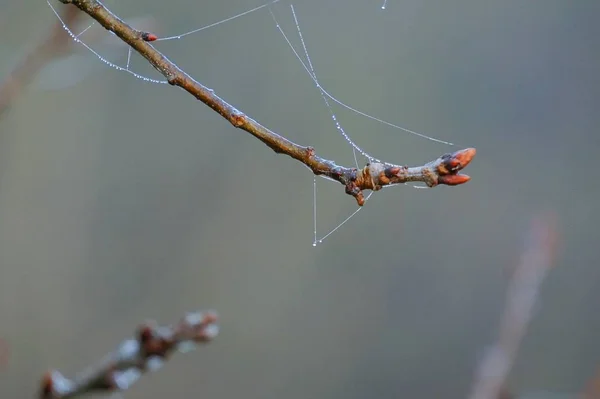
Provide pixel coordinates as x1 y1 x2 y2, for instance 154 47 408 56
345 181 365 206
230 111 246 127
305 146 315 159
422 168 438 187
166 72 178 86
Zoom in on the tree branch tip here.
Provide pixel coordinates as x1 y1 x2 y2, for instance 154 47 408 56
40 370 72 399
435 147 476 186
198 309 219 324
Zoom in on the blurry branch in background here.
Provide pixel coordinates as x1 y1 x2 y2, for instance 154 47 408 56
39 310 219 399
0 336 9 371
468 211 558 399
582 367 600 399
0 7 81 116
52 0 475 206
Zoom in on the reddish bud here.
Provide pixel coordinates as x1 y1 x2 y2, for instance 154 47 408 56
450 147 476 168
142 32 158 42
355 192 365 206
438 174 471 186
138 324 155 344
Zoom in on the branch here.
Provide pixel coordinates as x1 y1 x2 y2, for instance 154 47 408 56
39 310 219 399
55 0 475 206
468 211 558 399
582 367 600 399
0 7 81 116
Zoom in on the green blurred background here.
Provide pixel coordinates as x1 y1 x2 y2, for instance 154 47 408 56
0 0 598 398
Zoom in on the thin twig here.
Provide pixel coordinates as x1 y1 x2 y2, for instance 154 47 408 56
583 367 600 399
468 211 558 399
55 0 475 206
39 310 219 399
0 7 81 116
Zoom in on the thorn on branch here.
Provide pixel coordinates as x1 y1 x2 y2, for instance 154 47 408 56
40 310 219 399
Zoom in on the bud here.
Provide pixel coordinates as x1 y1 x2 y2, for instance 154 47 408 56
438 174 471 186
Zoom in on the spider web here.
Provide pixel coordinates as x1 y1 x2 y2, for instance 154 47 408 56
268 4 457 245
46 0 456 246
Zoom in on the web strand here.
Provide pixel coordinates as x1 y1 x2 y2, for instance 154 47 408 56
269 6 455 152
48 0 453 151
157 0 282 41
273 4 448 244
289 5 361 170
46 0 457 245
46 0 283 86
76 23 94 38
313 176 318 246
47 0 167 84
270 7 379 166
316 192 374 245
273 5 378 246
126 47 132 70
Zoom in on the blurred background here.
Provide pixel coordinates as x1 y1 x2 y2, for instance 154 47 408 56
0 0 599 398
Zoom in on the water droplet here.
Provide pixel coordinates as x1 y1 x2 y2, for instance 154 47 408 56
312 242 317 247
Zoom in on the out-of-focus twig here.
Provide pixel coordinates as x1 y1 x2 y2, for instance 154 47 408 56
468 211 558 399
582 367 600 399
39 310 219 399
0 337 9 371
0 7 81 117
